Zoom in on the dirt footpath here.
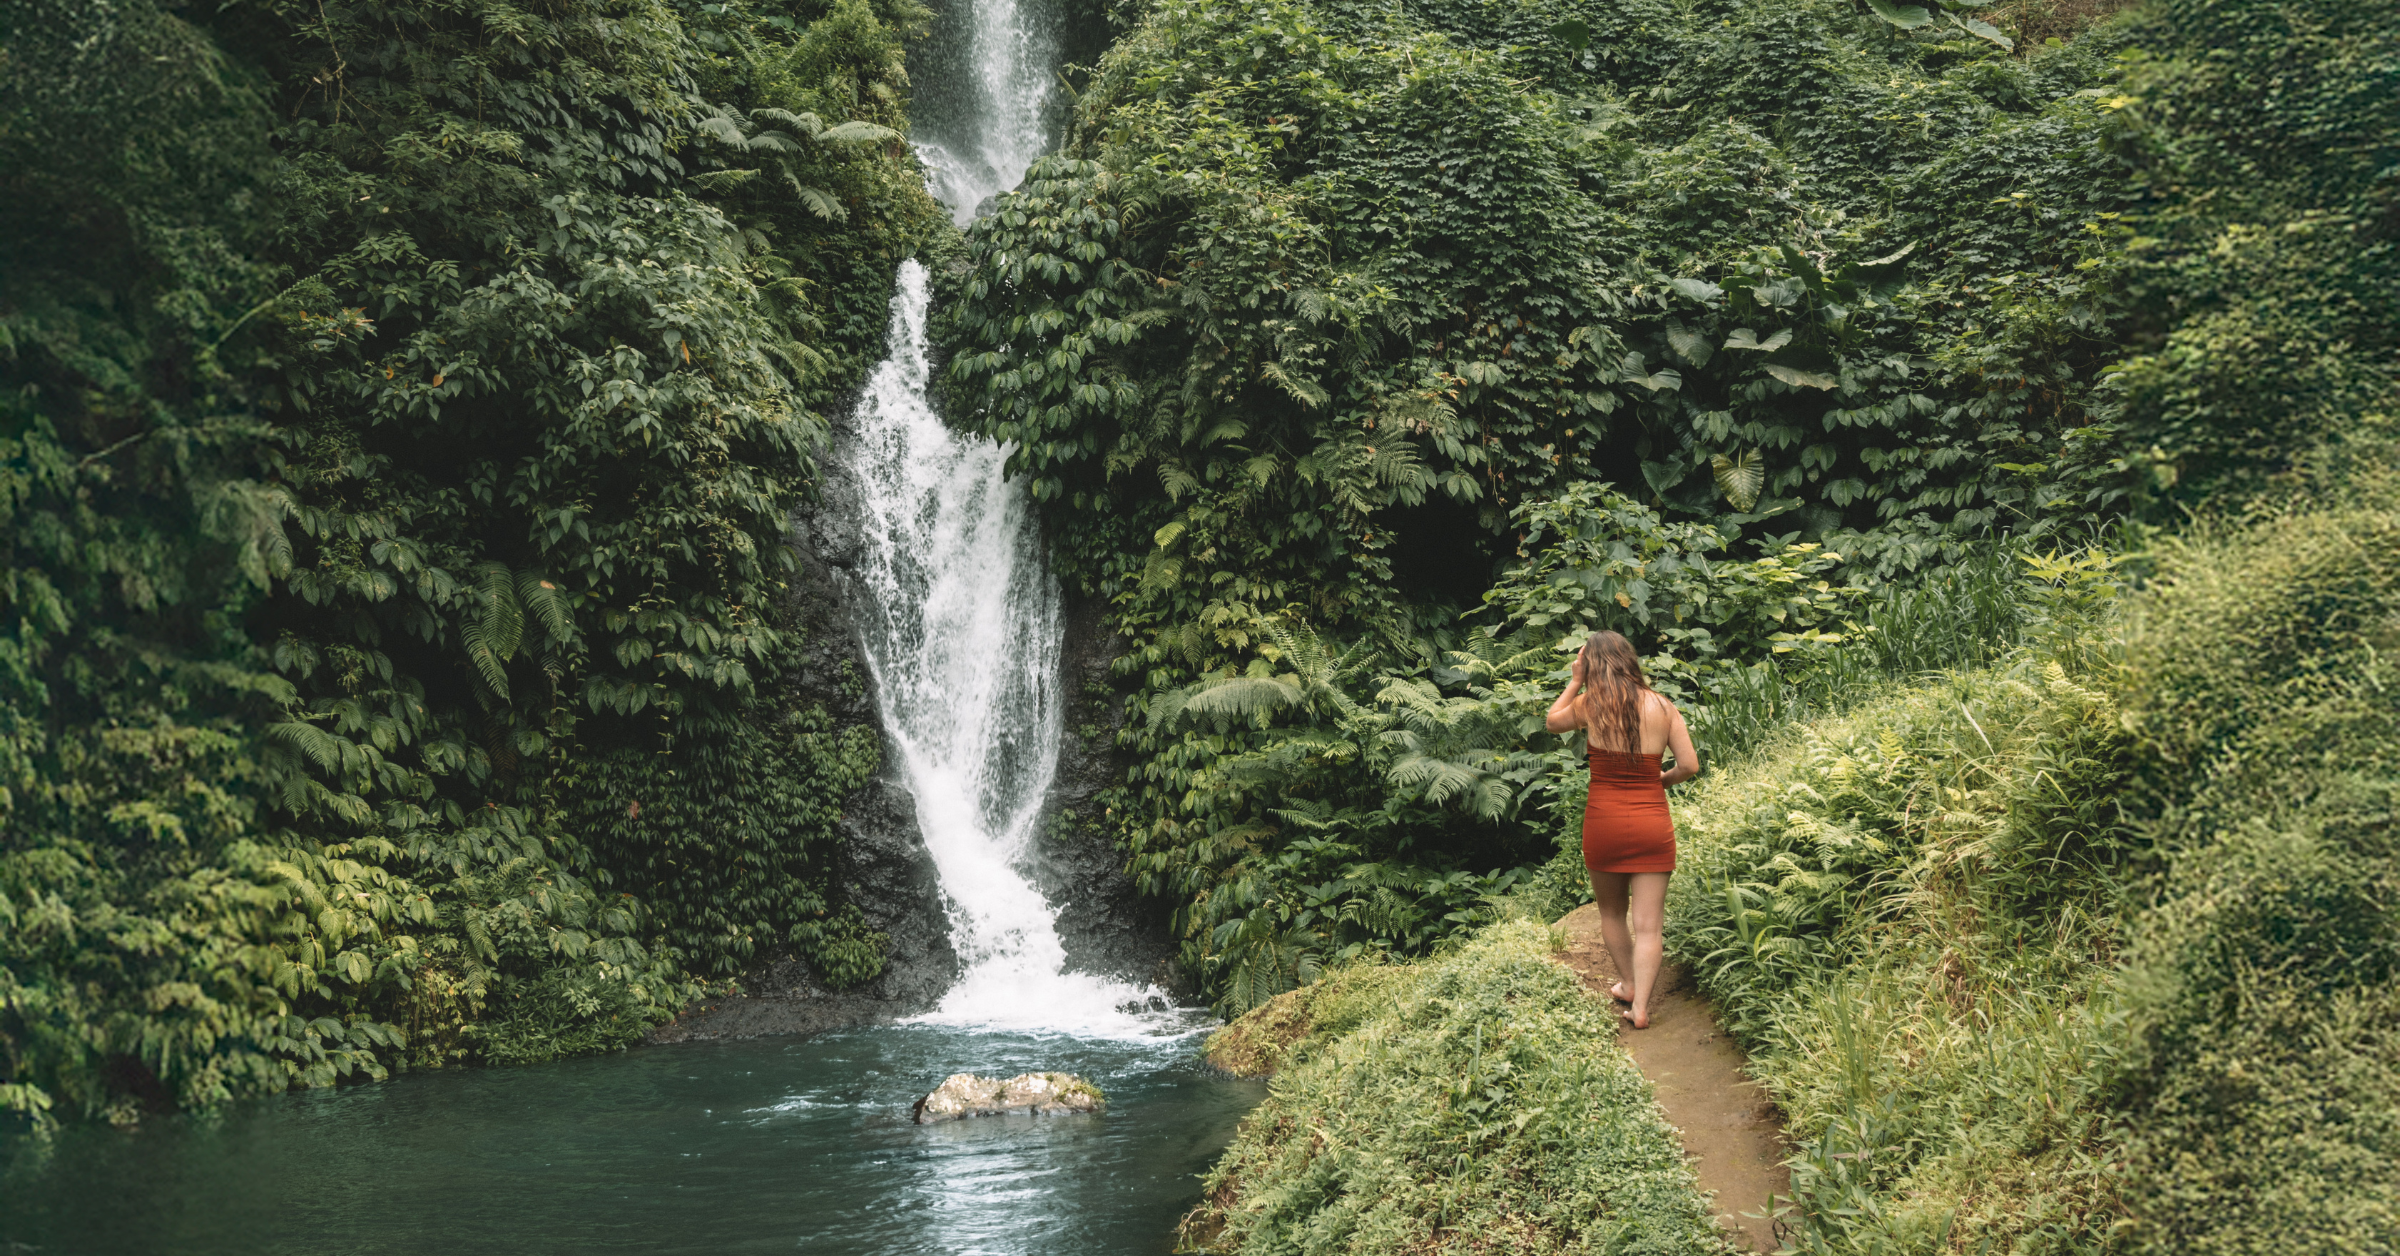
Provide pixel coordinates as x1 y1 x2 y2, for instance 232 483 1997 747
1553 904 1790 1253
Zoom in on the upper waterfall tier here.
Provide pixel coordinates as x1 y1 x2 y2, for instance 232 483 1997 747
907 0 1057 219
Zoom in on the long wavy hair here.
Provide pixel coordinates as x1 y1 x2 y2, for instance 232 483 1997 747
1579 630 1655 754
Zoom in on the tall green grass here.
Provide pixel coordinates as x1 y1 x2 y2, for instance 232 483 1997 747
1186 920 1732 1255
1666 474 2400 1255
1667 648 2138 1255
2108 489 2400 1255
1684 541 2094 767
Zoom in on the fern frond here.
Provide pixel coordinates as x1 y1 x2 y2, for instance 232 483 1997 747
515 570 576 647
1175 675 1307 723
695 114 749 147
1259 360 1329 410
473 561 523 659
751 107 825 135
786 176 848 222
817 120 897 143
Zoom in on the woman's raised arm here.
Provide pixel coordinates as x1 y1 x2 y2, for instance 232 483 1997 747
1544 650 1588 734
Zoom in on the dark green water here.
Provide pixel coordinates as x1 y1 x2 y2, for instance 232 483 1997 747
0 1024 1262 1255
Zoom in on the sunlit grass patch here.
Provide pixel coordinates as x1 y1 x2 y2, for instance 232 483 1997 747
1184 920 1731 1255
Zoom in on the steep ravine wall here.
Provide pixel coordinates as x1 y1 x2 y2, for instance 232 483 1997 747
652 435 956 1042
1024 593 1188 998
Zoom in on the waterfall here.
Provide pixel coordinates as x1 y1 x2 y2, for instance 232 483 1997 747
909 0 1058 222
831 0 1171 1035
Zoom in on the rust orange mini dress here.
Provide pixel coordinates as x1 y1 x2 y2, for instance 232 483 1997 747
1581 747 1676 874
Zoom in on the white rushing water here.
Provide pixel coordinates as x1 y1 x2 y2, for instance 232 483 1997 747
910 0 1057 223
843 267 1168 1036
830 0 1191 1038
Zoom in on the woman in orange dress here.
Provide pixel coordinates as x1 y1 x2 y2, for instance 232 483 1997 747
1545 630 1699 1029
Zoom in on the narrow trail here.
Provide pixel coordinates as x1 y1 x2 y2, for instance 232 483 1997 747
1552 905 1790 1253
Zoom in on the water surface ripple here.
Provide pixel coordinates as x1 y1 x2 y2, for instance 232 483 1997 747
2 1027 1261 1255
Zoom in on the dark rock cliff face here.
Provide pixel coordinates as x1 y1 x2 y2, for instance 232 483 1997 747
1022 593 1188 998
652 447 960 1043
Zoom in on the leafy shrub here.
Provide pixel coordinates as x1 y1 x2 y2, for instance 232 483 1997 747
1186 919 1728 1255
2097 0 2400 505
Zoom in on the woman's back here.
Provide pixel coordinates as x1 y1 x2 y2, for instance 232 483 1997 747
1583 690 1679 758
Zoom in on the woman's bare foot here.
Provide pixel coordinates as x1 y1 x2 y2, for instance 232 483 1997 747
1608 982 1633 1004
1621 1006 1650 1030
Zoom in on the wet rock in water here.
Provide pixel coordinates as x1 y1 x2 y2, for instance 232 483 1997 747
913 1072 1105 1123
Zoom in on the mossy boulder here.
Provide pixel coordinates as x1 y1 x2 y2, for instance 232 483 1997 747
912 1072 1106 1122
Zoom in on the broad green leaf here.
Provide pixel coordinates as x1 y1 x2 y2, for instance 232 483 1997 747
1951 13 2013 49
1711 449 1764 511
1619 352 1680 391
1865 0 1932 27
1549 17 1591 50
1724 328 1794 353
1764 362 1840 390
1665 323 1714 366
1640 459 1692 496
1778 244 1826 294
1669 277 1723 304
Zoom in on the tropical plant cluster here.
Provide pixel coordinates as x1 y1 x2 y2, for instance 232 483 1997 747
939 0 2176 1008
0 0 940 1126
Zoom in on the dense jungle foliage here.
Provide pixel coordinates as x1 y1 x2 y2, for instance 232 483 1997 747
1 0 941 1126
946 0 2130 1007
1177 0 2398 1251
945 0 2395 1017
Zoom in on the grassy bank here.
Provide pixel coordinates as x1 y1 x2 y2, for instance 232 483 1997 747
1188 920 1730 1255
2107 480 2400 1255
1670 470 2400 1256
1666 644 2136 1254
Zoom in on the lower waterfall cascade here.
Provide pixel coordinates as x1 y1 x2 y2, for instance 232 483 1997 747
836 268 1178 1036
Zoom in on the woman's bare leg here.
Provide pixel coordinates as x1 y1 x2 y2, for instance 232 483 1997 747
1624 872 1671 1028
1589 869 1636 1004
